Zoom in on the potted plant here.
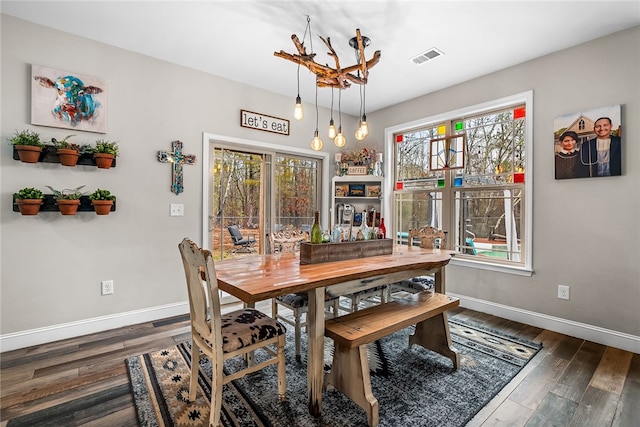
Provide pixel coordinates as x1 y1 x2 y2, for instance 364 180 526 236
7 129 45 163
13 187 44 215
46 185 86 215
88 188 116 215
92 139 119 169
50 135 81 166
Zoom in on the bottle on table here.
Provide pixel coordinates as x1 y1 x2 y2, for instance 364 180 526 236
311 211 322 244
378 217 386 239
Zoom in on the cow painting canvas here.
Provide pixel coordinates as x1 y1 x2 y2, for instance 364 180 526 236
31 65 107 133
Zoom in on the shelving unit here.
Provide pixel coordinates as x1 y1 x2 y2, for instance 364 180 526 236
331 175 384 231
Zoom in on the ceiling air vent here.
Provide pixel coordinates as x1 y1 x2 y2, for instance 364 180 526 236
410 47 444 65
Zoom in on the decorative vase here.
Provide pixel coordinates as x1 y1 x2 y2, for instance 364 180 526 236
91 200 113 215
15 145 43 163
94 153 114 169
56 199 81 215
16 199 43 215
57 148 80 167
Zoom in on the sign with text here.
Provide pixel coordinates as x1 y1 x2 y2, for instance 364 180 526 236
240 110 289 135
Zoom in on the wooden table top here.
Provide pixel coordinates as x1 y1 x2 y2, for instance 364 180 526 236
214 246 452 303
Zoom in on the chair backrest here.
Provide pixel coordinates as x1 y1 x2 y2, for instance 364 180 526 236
409 226 447 249
227 225 243 243
178 238 223 352
270 230 305 253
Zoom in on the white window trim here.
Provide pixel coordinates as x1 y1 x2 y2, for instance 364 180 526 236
383 90 533 275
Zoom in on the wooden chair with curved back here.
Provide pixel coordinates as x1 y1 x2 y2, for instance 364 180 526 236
269 230 341 361
389 226 447 298
178 238 286 426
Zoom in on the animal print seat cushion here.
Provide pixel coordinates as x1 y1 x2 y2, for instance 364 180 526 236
393 276 435 292
220 308 286 353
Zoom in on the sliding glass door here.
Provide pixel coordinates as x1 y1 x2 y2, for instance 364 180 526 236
208 144 322 260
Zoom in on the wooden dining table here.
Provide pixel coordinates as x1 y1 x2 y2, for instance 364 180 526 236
214 244 454 417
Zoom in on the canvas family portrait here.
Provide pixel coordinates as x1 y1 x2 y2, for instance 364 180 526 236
553 105 622 179
31 64 107 133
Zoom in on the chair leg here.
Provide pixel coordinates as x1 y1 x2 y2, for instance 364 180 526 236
277 335 287 401
189 341 200 401
294 306 302 362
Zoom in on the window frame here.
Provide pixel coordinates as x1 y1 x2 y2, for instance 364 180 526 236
383 91 533 275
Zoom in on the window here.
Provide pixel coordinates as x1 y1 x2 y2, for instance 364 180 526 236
386 92 532 274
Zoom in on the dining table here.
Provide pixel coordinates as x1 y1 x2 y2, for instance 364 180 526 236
214 244 454 417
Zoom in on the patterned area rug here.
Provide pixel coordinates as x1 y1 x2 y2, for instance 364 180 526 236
126 318 541 426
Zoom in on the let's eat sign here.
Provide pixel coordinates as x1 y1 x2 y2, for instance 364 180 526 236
240 110 289 135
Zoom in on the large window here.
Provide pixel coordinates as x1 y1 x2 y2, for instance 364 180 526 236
386 92 532 274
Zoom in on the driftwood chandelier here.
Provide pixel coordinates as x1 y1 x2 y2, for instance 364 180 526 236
274 16 381 150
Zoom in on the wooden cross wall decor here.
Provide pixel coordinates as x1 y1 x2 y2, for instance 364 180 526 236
158 140 196 195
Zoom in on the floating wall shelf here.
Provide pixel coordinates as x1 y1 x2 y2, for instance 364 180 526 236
12 146 117 167
12 195 116 213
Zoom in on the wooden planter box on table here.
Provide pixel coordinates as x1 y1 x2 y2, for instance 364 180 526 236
300 239 393 264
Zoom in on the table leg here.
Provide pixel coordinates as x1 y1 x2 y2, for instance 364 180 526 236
434 267 445 294
307 287 325 417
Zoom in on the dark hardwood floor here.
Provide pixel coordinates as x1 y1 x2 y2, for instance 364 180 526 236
1 301 638 426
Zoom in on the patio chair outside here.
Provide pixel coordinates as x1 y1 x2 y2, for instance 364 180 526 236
227 225 257 253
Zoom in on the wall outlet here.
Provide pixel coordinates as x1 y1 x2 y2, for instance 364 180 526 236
557 284 570 300
170 204 184 216
101 280 114 295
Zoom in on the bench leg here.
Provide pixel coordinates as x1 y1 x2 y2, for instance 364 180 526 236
409 311 460 370
326 344 379 427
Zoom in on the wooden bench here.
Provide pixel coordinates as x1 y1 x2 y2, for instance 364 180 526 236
324 292 460 427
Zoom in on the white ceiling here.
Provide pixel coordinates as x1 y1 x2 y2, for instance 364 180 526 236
2 1 639 116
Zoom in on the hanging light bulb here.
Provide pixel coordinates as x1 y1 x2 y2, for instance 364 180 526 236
360 114 369 137
311 130 324 151
294 95 304 120
311 77 323 151
328 88 337 138
355 125 365 141
334 127 346 148
334 88 347 148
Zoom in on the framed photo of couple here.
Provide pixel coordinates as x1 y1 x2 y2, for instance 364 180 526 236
553 104 622 180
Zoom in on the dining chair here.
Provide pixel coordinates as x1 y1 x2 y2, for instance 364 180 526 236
227 225 257 253
269 230 341 361
178 238 286 426
388 226 446 298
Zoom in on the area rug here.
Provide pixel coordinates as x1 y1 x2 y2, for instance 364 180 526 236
125 318 541 427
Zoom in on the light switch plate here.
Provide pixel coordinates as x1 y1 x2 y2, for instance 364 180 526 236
170 204 184 216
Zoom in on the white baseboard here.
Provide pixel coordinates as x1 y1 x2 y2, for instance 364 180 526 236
450 293 640 354
3 296 639 354
0 302 190 353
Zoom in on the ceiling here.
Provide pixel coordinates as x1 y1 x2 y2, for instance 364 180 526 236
2 1 639 116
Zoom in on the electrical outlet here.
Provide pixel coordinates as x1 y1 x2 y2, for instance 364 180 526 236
101 280 114 295
170 204 184 216
557 285 570 300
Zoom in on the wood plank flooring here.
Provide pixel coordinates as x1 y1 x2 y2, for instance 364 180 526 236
1 301 638 426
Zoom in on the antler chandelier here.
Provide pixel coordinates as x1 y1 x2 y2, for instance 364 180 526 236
274 17 381 150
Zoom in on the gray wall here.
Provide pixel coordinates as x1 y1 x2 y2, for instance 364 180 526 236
0 15 351 337
1 14 638 349
370 26 640 339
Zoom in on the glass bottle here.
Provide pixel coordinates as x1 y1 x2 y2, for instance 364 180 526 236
361 210 370 240
311 211 322 244
378 217 386 239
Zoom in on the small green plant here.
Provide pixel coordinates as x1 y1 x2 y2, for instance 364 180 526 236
89 188 116 201
7 129 44 147
45 185 86 200
93 140 119 157
13 187 44 200
50 135 80 151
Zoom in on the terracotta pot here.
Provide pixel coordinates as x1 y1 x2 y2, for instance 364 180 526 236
56 199 81 215
94 153 115 169
16 199 43 215
91 200 113 215
57 148 80 167
15 145 43 163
